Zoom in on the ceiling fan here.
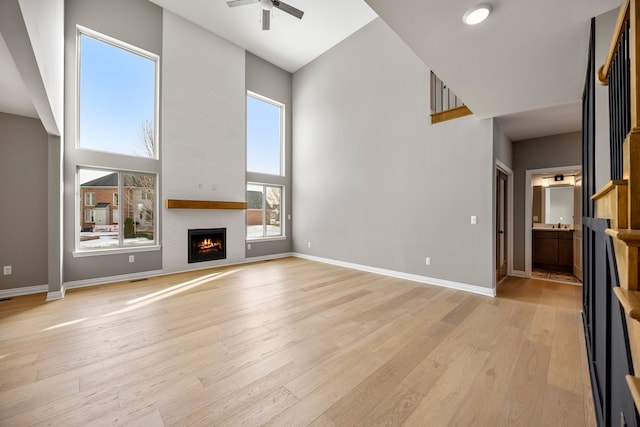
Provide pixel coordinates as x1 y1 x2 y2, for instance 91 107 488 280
226 0 304 31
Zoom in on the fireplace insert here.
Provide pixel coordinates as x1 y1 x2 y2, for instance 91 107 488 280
188 228 226 263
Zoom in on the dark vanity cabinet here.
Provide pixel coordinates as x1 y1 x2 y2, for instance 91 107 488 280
533 229 574 272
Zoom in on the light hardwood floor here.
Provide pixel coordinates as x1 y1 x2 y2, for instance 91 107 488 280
0 257 595 426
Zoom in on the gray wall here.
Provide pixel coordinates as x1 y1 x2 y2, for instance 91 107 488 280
493 121 513 169
292 19 496 290
245 52 293 258
512 131 582 271
0 113 48 290
63 0 163 282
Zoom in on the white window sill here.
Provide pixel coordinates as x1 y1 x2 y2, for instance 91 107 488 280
73 245 161 258
246 236 287 243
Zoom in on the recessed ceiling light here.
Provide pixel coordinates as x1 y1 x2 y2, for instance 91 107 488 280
462 4 491 25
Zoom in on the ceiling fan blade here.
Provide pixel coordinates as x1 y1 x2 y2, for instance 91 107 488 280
226 0 259 7
262 8 270 30
272 0 304 19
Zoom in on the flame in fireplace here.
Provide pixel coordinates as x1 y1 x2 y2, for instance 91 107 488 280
198 238 222 253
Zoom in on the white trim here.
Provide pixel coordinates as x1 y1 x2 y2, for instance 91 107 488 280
292 253 496 297
246 91 285 177
510 269 528 278
0 285 48 299
73 245 161 258
63 269 164 291
245 253 294 263
495 160 514 286
246 182 285 239
46 288 65 301
525 165 581 278
246 236 287 243
36 252 497 302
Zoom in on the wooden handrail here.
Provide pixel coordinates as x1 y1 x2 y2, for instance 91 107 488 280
599 0 631 85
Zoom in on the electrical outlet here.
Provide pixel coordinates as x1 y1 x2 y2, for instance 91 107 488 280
247 243 251 250
129 255 135 263
3 266 12 275
471 215 477 224
307 242 311 248
288 214 291 220
426 257 431 266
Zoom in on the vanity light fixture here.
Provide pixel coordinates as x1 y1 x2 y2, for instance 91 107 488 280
462 4 492 25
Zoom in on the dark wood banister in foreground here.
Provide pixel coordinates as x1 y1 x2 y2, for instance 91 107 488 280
597 0 640 417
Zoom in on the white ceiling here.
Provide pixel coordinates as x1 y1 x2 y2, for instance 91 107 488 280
364 0 621 139
148 0 378 73
1 0 623 141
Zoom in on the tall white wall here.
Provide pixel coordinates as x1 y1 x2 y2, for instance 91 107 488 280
292 19 495 291
161 11 246 273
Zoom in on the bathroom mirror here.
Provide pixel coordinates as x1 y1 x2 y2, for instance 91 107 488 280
544 186 574 225
532 185 575 225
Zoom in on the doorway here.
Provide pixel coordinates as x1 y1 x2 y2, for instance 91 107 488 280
524 165 582 283
496 168 508 283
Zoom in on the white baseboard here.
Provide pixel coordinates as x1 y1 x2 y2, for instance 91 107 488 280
292 253 496 298
510 270 528 278
59 255 296 297
0 284 48 299
64 270 165 291
46 288 65 301
32 252 495 301
245 253 295 263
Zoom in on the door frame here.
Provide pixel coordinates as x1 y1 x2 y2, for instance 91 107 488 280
495 160 514 288
524 165 582 278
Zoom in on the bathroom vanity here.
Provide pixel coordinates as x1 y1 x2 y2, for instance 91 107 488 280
532 228 574 272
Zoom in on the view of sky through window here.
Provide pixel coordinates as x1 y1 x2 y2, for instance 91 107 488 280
247 95 282 175
79 33 156 158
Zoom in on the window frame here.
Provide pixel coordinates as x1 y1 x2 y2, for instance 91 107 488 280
84 192 96 206
246 182 285 241
84 208 94 223
73 26 161 258
75 169 159 256
246 91 285 177
76 25 160 160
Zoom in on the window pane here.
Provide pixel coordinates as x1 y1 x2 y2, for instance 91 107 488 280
79 169 119 250
247 184 264 239
265 186 281 236
122 173 155 247
79 33 157 158
246 183 283 239
247 95 282 175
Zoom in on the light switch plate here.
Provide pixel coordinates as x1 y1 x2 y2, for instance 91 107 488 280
471 215 477 224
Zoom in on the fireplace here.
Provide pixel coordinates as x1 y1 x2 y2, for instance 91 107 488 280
188 228 226 263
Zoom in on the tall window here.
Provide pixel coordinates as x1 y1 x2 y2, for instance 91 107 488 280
246 93 283 176
78 29 158 158
247 183 282 239
76 27 159 253
79 169 156 250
